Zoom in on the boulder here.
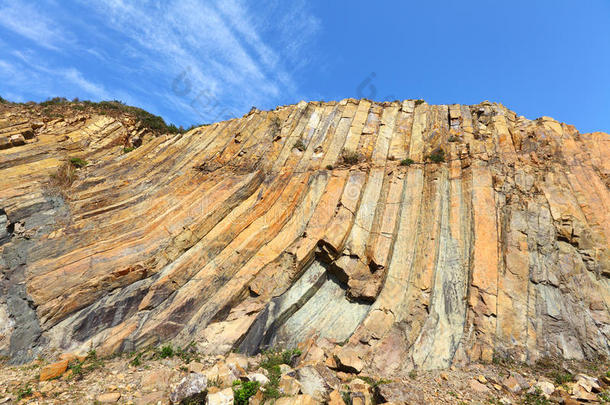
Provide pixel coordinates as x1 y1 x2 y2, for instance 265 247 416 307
279 374 302 396
533 380 555 397
571 382 598 402
39 360 69 381
328 390 345 405
206 387 233 405
169 373 208 404
502 374 524 393
348 378 373 405
334 348 364 374
226 352 249 371
247 373 270 386
296 365 335 402
204 362 239 386
9 134 25 146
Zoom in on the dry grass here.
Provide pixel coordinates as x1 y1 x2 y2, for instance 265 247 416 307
50 162 77 189
341 150 361 165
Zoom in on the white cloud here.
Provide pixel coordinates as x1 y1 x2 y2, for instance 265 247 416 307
0 1 71 50
76 0 319 120
62 68 109 100
0 0 320 124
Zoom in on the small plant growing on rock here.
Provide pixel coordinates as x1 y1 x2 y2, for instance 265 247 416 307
400 158 414 166
258 348 302 401
341 150 361 165
16 384 33 400
342 391 352 405
293 139 306 152
414 99 425 106
522 387 551 405
233 380 259 405
129 352 142 367
69 157 88 168
360 376 391 388
66 350 103 381
550 371 574 386
123 146 135 153
448 136 459 142
326 164 334 170
426 149 445 163
68 360 83 379
158 344 174 359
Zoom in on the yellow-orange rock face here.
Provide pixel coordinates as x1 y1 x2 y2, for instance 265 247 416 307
0 99 608 373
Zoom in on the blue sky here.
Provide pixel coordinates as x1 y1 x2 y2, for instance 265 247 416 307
0 0 608 133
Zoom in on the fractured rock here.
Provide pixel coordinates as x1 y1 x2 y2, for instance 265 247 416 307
0 99 608 374
334 348 364 374
169 373 207 404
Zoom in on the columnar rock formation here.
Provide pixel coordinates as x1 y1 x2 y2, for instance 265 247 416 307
1 99 608 374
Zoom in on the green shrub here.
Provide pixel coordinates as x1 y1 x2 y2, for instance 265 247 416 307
233 380 259 405
68 360 83 379
400 158 414 166
342 391 352 405
40 97 69 107
66 349 103 381
448 136 459 142
158 344 174 359
258 348 302 401
123 146 135 153
0 95 7 104
326 164 334 170
129 352 142 367
69 157 88 168
414 99 425 106
16 384 33 400
427 149 445 163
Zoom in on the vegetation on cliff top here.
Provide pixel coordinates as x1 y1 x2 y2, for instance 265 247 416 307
0 95 196 135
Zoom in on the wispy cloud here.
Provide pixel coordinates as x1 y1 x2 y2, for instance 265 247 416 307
0 1 71 50
0 0 320 125
62 68 109 100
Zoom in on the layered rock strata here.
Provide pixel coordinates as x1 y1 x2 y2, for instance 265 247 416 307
0 99 608 375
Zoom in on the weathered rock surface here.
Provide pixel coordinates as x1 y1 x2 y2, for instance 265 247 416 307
0 98 608 376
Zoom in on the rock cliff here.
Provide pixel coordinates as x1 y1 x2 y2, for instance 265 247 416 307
1 98 608 374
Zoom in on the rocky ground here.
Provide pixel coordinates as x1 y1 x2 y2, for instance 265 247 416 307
0 341 608 404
